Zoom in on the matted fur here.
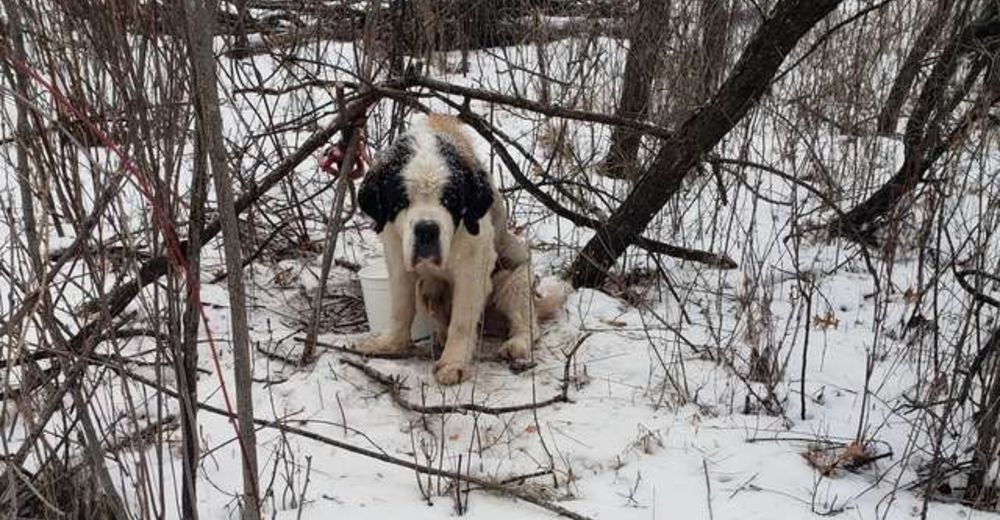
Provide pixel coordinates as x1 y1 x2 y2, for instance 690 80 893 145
355 114 566 385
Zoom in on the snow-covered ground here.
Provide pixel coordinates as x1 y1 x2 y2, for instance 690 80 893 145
170 41 1000 519
3 8 1000 519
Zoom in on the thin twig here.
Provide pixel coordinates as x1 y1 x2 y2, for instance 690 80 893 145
115 365 596 520
408 76 674 140
339 333 590 416
703 458 714 520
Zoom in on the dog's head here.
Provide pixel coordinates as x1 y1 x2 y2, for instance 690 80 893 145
358 120 493 271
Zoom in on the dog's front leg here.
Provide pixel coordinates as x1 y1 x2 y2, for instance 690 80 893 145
434 244 496 385
355 232 416 354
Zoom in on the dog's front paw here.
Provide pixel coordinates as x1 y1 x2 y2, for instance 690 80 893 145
433 360 471 385
353 333 409 355
499 336 531 360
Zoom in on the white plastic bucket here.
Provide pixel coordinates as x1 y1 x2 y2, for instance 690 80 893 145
358 261 432 341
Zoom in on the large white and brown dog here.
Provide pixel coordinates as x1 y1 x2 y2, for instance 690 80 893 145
354 114 565 384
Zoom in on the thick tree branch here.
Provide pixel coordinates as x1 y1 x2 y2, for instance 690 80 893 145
828 3 1000 243
568 0 845 288
426 94 737 269
408 76 674 140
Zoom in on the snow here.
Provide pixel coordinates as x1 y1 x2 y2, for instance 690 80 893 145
2 13 1000 520
141 275 990 520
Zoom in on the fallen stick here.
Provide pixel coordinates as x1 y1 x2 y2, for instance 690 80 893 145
113 359 596 520
341 334 590 417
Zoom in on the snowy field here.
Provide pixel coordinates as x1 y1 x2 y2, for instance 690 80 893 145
2 4 1000 520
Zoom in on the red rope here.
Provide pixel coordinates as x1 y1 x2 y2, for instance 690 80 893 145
2 46 259 506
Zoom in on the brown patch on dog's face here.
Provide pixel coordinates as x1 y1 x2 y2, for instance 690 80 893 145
424 114 475 157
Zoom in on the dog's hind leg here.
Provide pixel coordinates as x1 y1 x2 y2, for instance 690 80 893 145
491 264 537 361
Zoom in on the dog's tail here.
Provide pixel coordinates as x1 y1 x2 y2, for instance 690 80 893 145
535 278 571 322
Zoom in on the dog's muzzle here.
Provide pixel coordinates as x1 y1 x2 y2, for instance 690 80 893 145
412 220 441 265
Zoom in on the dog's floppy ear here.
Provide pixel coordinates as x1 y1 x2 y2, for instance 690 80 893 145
436 136 494 236
358 137 412 233
460 169 493 235
357 174 385 232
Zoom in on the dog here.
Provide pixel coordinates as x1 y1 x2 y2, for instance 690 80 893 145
354 114 566 384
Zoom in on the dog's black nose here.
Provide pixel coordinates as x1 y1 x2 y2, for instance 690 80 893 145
414 221 439 245
413 220 441 263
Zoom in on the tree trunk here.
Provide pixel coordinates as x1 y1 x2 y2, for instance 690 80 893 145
600 0 669 180
72 388 130 520
2 0 43 276
235 0 250 47
182 1 261 518
829 4 998 242
177 119 209 519
966 328 1000 505
2 0 51 415
570 0 845 288
876 0 954 135
699 0 731 95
